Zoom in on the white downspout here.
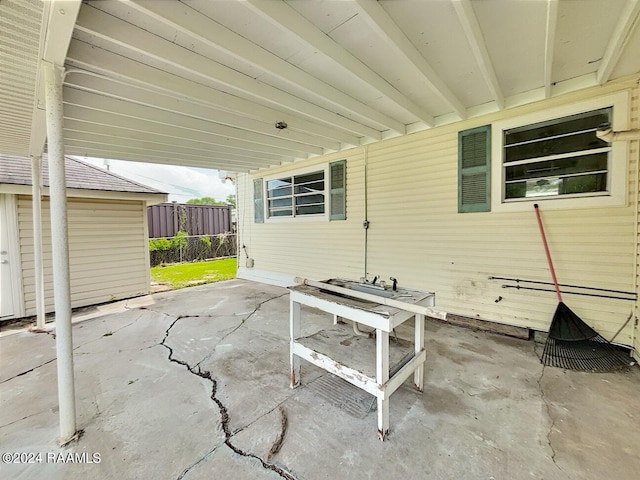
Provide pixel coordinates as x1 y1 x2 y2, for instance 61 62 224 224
43 61 77 444
29 155 47 331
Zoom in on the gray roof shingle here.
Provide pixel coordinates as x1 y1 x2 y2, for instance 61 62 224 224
0 155 165 195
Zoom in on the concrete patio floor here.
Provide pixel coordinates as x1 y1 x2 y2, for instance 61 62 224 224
1 279 639 480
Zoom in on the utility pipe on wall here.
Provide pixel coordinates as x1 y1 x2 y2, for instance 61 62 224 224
43 61 77 444
30 156 46 330
598 126 640 355
596 128 640 142
363 145 369 279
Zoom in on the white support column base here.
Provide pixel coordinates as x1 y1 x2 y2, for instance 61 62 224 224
290 299 301 388
376 329 390 441
414 314 425 392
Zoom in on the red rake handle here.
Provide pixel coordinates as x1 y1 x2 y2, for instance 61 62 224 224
534 204 563 303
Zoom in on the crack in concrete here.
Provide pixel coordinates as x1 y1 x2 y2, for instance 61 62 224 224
195 293 288 369
267 406 287 461
0 357 57 384
537 362 567 476
176 445 219 480
1 314 145 384
0 412 42 429
161 315 297 480
231 371 328 440
538 367 555 460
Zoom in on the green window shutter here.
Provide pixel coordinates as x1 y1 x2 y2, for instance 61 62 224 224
329 160 346 220
253 178 264 223
458 126 491 213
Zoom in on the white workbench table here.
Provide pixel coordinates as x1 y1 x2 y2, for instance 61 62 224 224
288 281 435 441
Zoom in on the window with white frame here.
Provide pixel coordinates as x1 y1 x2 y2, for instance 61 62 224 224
267 170 325 217
253 160 346 221
491 91 629 211
503 107 611 200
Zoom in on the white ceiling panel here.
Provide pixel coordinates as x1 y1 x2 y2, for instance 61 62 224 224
612 18 640 79
0 0 638 170
553 0 627 83
324 9 446 120
286 0 362 34
380 0 492 111
472 0 548 97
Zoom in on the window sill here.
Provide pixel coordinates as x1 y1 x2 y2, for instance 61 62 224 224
491 192 627 212
264 214 329 223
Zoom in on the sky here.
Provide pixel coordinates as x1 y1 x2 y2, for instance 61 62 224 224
75 157 235 203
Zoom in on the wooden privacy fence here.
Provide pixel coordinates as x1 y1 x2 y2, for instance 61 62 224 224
147 202 232 238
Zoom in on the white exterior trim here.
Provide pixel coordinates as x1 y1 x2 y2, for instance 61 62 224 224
237 267 296 288
262 163 330 223
490 91 630 212
0 184 166 205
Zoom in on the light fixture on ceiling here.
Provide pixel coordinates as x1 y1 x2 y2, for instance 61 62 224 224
275 121 287 130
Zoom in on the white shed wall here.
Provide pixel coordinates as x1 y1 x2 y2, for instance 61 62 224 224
238 80 640 349
17 196 150 316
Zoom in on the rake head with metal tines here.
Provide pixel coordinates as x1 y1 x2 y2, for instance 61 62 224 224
541 336 634 372
541 303 635 372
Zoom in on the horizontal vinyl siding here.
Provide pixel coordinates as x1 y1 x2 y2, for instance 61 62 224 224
239 153 366 282
18 196 149 315
239 81 640 348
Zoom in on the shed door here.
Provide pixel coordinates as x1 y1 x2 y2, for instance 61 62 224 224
0 195 16 319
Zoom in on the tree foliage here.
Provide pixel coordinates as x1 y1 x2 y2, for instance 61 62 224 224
187 195 236 207
186 197 225 205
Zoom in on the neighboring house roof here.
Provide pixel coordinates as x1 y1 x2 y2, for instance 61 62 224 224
0 155 165 195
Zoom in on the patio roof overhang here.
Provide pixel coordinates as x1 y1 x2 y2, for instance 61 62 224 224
2 0 640 446
2 0 639 173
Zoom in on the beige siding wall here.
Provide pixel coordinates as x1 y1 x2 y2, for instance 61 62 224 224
238 80 640 348
17 196 150 315
238 152 366 282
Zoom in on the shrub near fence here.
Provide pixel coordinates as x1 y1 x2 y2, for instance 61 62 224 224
150 233 237 267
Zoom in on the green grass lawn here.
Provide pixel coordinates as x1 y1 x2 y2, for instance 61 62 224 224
150 258 237 290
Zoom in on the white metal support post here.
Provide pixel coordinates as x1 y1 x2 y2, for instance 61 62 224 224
376 328 390 441
289 298 301 388
414 313 425 391
30 155 46 330
43 61 77 444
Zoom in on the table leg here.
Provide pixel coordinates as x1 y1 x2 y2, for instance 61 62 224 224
376 328 390 441
290 298 301 388
414 313 425 392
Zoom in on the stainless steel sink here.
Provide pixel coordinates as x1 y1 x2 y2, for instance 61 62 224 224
324 279 405 299
348 283 395 298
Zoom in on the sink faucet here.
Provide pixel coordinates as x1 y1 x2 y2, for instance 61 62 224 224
389 277 398 291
